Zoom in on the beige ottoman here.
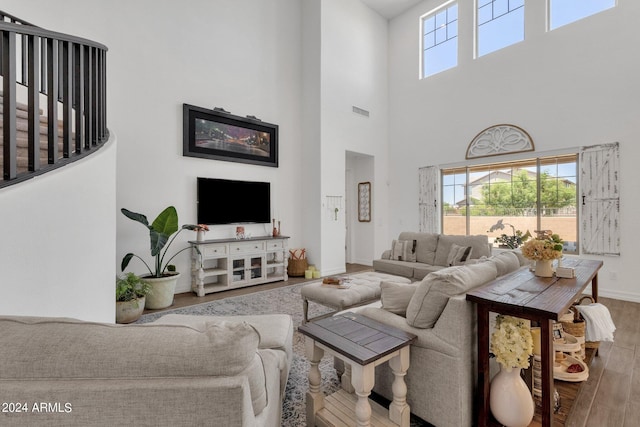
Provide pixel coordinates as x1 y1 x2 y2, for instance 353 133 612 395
300 271 412 323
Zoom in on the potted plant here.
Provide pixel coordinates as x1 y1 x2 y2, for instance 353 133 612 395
121 206 199 309
488 219 531 249
115 272 151 323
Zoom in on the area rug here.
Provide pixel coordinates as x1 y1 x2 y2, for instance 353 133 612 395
138 282 429 427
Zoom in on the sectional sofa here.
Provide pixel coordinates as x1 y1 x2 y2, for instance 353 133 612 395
359 245 527 427
0 313 293 427
373 232 493 280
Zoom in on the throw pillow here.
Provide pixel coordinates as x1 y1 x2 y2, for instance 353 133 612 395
406 262 498 329
447 243 473 266
380 281 418 317
391 239 418 262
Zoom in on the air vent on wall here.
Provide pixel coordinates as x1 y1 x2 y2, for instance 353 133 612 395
352 106 370 117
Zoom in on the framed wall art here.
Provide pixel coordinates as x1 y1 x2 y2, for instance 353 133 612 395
358 182 371 222
183 103 278 167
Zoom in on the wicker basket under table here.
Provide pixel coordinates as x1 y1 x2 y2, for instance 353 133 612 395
560 295 600 351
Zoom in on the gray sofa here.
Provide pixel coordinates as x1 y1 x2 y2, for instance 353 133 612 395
347 250 527 427
373 232 492 280
0 313 293 427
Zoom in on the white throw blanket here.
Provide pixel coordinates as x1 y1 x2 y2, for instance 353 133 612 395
576 303 616 342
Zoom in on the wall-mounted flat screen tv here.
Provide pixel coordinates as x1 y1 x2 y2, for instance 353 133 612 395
197 177 271 225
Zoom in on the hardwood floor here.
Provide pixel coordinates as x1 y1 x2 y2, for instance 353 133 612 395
565 296 640 427
145 266 639 427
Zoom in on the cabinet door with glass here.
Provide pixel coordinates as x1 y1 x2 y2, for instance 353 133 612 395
231 256 264 285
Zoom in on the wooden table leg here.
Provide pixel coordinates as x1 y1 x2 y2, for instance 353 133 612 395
350 363 375 427
540 318 554 427
302 298 309 324
477 304 490 427
342 362 355 393
305 338 324 426
389 346 411 427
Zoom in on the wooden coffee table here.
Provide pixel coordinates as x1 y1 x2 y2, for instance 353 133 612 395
298 312 416 427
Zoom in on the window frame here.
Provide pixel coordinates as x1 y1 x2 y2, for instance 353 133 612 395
419 0 459 79
547 0 616 31
440 153 579 253
475 0 526 58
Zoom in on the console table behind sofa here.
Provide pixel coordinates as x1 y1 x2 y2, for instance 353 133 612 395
467 258 602 427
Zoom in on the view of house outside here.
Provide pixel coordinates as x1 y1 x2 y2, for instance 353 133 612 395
442 155 578 251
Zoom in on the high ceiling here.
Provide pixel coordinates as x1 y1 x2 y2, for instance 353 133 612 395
360 0 424 19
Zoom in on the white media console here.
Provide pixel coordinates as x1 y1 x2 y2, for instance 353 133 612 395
189 235 289 297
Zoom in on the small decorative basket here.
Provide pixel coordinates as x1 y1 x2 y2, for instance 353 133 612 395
560 296 600 352
287 259 308 277
287 248 308 277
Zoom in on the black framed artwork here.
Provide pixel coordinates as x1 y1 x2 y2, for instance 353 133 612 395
183 104 278 167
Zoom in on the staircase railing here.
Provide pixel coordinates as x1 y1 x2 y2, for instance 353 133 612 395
0 11 108 188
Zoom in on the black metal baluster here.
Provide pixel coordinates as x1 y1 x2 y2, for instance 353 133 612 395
20 33 27 85
27 33 40 171
2 30 17 180
101 50 107 141
62 40 72 157
46 37 58 164
91 46 98 145
73 42 83 153
83 44 92 149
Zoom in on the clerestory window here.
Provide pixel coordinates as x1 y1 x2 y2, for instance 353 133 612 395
549 0 616 31
421 1 458 78
441 154 578 253
476 0 525 57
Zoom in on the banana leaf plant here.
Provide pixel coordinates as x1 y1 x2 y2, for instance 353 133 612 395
121 206 199 277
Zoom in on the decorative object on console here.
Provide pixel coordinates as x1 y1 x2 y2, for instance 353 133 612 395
489 315 534 427
488 219 531 249
358 181 371 222
272 219 281 237
236 226 245 239
556 266 576 278
121 206 199 309
194 224 209 242
183 103 278 167
522 230 563 277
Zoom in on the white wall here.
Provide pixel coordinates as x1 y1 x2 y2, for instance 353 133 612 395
0 137 117 322
301 0 323 271
317 0 390 274
387 1 640 300
109 0 304 292
2 0 388 294
2 0 306 294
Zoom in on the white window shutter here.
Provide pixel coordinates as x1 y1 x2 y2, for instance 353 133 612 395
580 142 620 255
418 166 440 233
